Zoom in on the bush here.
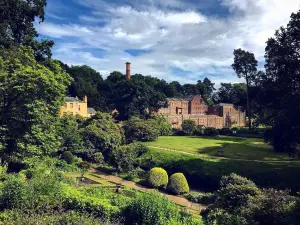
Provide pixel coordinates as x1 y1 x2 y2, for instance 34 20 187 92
167 173 189 194
123 118 160 143
148 167 168 189
78 161 91 170
111 143 149 172
61 151 75 164
182 120 196 135
204 127 218 136
1 175 26 209
92 152 104 164
219 128 232 136
184 191 216 205
151 116 173 136
123 192 195 225
193 125 204 136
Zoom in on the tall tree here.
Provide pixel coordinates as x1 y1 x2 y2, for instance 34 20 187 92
0 47 71 162
262 9 300 152
232 49 258 130
0 0 53 61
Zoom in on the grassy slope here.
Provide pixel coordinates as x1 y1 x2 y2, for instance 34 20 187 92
147 136 289 161
145 147 300 192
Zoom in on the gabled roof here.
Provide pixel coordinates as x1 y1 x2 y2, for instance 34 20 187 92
166 98 188 101
219 103 234 106
87 108 96 114
64 96 84 103
187 95 203 102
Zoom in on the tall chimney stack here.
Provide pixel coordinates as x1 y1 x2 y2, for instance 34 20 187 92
126 62 131 80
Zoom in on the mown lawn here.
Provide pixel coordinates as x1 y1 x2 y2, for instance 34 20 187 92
146 136 290 161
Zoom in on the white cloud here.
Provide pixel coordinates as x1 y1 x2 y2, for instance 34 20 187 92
37 0 300 85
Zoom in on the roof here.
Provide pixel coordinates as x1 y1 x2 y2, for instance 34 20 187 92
65 96 84 103
187 95 203 102
87 108 97 114
219 103 234 106
166 97 188 101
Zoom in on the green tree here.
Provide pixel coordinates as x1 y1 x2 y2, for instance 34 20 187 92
58 115 84 154
261 9 300 152
0 47 71 162
182 120 196 135
81 112 122 159
0 0 54 61
232 49 258 130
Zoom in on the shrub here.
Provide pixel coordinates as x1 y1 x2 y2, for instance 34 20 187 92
193 125 204 136
182 120 196 135
204 127 218 136
111 143 149 172
184 191 216 205
92 152 104 164
61 151 75 164
123 118 160 143
167 173 189 194
78 161 91 170
151 116 173 136
219 128 232 136
123 192 180 225
1 175 26 209
148 167 168 189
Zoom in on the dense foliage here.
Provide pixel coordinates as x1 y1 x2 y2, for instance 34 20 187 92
182 120 197 135
0 47 71 164
123 117 160 143
147 167 169 189
167 173 190 195
202 174 300 225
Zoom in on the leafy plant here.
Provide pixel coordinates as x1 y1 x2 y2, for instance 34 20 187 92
148 167 168 189
167 173 189 194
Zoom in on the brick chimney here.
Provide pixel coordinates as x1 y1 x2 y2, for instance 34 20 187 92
83 95 88 103
126 62 131 80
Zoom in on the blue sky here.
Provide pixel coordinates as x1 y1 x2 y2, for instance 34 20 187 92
35 0 300 85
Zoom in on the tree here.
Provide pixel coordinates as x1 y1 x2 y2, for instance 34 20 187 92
67 65 106 111
58 115 84 155
182 120 196 135
81 112 122 160
0 0 54 61
0 47 71 162
261 9 300 152
232 49 258 130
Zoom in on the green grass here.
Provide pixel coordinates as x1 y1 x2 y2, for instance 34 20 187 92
145 147 300 192
147 136 290 161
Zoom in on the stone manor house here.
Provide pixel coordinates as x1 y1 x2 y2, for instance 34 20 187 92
157 95 246 129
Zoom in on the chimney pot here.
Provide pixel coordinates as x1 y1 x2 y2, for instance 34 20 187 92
84 95 88 103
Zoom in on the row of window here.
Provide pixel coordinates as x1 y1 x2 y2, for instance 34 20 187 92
66 103 81 111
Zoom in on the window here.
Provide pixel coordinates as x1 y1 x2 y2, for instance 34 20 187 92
63 112 67 116
70 103 73 108
78 104 81 111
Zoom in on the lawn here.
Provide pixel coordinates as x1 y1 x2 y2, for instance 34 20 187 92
146 136 290 161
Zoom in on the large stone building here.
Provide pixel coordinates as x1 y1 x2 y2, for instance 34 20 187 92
60 96 96 118
157 95 245 129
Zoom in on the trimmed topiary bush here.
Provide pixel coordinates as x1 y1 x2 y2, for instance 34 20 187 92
167 173 189 194
61 151 75 164
148 167 168 189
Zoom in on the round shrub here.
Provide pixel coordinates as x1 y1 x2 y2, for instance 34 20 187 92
61 151 75 164
92 152 104 164
204 127 218 136
167 173 189 194
148 167 168 189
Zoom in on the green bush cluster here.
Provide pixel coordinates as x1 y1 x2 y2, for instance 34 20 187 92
202 173 300 225
203 127 218 136
61 151 75 164
123 118 160 143
167 173 189 194
184 191 216 205
148 167 169 189
182 120 197 135
123 192 203 225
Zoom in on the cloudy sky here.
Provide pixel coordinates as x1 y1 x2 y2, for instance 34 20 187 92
36 0 300 85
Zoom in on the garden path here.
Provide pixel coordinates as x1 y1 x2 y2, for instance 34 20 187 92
90 169 206 214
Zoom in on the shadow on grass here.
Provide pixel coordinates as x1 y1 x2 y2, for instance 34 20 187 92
147 148 300 193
